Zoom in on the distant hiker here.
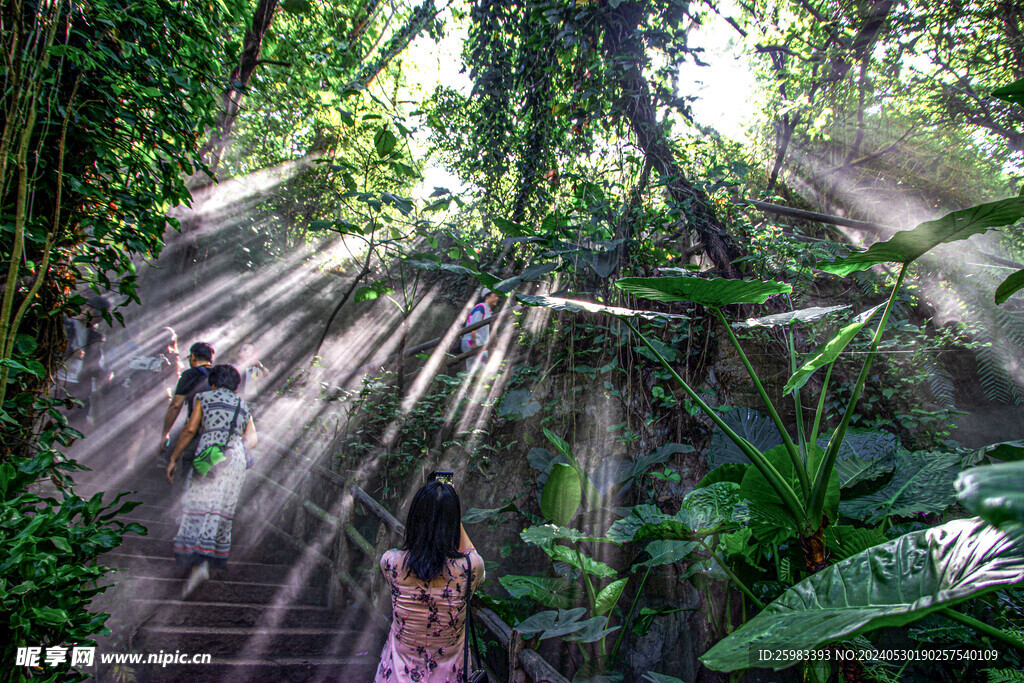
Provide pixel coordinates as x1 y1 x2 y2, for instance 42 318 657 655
165 364 256 597
460 289 500 366
159 341 214 465
235 342 269 408
124 327 182 402
58 296 112 428
375 479 484 683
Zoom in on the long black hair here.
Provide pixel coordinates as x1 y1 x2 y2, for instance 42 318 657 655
403 481 463 582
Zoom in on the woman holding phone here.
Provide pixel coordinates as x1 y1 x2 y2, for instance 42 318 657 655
374 477 484 682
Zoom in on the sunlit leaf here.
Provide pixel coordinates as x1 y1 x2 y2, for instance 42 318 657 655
818 197 1024 276
521 524 609 546
732 305 850 329
956 462 1024 531
606 505 691 543
542 463 581 526
824 524 887 561
548 545 617 579
700 518 1024 671
681 483 739 532
995 268 1024 305
594 578 629 616
784 303 884 394
616 276 791 306
825 429 899 488
498 389 541 420
374 128 397 158
516 294 686 321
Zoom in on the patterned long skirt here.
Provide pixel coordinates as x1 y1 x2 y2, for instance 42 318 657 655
172 449 247 569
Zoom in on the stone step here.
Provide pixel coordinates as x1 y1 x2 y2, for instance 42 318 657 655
131 655 380 683
118 534 260 559
104 502 178 522
105 576 325 606
139 599 338 629
135 625 381 658
104 554 293 584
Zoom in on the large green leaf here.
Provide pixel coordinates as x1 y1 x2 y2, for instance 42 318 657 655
995 268 1024 305
824 429 899 488
969 440 1024 465
606 505 691 543
515 294 686 321
700 518 1024 671
594 578 629 616
707 408 783 469
680 483 739 532
548 545 617 579
956 462 1024 531
498 389 541 420
515 608 588 638
633 540 699 569
839 451 962 523
616 276 791 306
819 197 1024 277
732 305 850 329
992 78 1024 106
824 524 888 561
499 575 578 609
521 524 608 547
784 303 884 394
542 463 581 527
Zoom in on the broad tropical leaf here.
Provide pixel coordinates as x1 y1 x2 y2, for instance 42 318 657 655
515 608 588 638
498 389 541 420
956 462 1024 530
680 483 740 532
732 305 850 329
606 505 691 543
521 524 608 547
819 197 1024 277
462 503 518 525
616 276 791 306
499 575 578 609
542 463 581 527
594 578 629 616
995 268 1024 305
707 408 783 469
548 545 617 579
695 463 748 488
561 616 619 643
700 518 1024 671
633 540 699 569
992 78 1024 106
824 524 888 561
784 303 884 394
839 451 962 523
824 429 899 488
516 294 686 321
969 440 1024 465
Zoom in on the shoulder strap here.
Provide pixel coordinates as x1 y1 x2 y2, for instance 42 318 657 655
197 366 211 377
464 554 472 681
224 395 243 442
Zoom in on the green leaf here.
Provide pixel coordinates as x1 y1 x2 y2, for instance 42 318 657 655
549 545 617 579
499 575 577 609
633 540 698 569
498 389 541 420
996 268 1024 305
707 408 783 469
642 671 688 682
956 462 1024 530
784 303 884 393
732 305 850 329
839 451 962 523
695 463 748 488
824 524 888 561
826 429 899 488
516 294 686 321
970 440 1024 464
374 128 398 158
562 616 619 643
819 197 1024 276
31 606 68 625
700 518 1024 671
279 0 311 12
463 503 518 525
992 78 1024 106
515 608 587 638
616 276 791 306
594 578 629 616
492 216 534 237
606 505 691 543
542 463 581 526
521 524 606 546
680 483 739 532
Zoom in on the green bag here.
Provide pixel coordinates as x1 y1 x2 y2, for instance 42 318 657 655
193 397 242 478
193 444 227 476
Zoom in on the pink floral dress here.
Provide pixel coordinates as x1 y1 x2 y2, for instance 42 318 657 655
375 548 485 682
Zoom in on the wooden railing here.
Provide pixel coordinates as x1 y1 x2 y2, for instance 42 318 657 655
248 435 569 683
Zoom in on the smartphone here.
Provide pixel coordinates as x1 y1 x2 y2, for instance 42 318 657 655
432 470 454 486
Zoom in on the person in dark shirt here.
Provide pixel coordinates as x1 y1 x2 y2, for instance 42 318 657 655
159 342 214 463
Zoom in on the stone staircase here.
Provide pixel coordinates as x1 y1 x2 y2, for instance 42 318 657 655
73 460 386 682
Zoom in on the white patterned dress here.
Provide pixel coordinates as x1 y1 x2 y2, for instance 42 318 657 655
172 388 251 569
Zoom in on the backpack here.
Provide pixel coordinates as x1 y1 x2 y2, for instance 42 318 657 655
184 366 212 417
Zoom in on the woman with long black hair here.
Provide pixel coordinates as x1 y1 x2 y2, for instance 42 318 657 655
375 480 484 682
